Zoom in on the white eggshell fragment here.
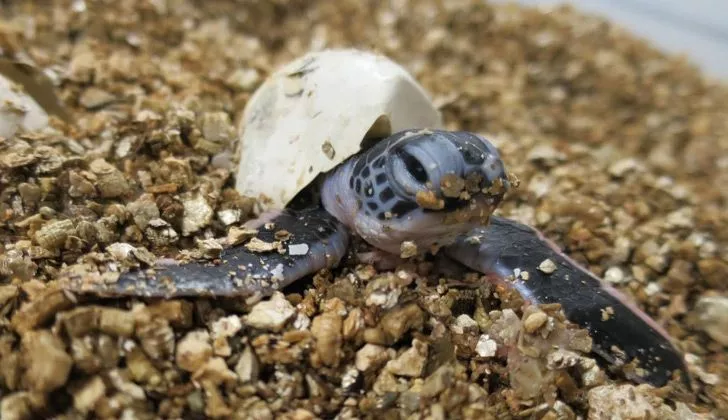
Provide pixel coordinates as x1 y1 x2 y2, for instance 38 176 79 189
235 49 442 211
0 71 49 139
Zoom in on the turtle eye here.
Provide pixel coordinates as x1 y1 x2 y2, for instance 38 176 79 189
395 149 428 183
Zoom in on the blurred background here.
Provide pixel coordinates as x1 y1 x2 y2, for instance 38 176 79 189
499 0 728 79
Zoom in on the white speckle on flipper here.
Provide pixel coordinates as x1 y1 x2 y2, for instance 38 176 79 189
270 263 285 281
288 243 309 255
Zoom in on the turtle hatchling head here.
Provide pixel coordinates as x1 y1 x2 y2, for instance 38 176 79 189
321 129 511 255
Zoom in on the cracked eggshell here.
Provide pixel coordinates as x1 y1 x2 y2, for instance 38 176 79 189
0 72 49 139
235 49 442 211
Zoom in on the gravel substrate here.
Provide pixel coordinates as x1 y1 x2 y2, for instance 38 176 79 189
0 0 726 418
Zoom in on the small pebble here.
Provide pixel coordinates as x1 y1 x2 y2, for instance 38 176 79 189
176 330 213 373
288 243 310 255
355 344 394 372
400 241 418 258
694 295 728 346
538 258 557 274
244 292 296 331
475 335 498 358
385 339 428 377
604 266 625 284
524 311 549 334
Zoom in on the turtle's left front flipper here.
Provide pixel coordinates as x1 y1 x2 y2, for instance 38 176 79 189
446 216 689 388
62 208 349 298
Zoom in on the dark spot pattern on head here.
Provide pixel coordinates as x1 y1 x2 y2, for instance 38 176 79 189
375 173 387 185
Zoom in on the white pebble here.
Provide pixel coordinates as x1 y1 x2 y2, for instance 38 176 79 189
604 267 625 284
288 243 310 256
475 335 498 358
695 295 728 346
538 258 557 274
244 292 296 332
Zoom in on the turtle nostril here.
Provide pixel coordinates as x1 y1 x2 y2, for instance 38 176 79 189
396 149 428 183
460 142 486 165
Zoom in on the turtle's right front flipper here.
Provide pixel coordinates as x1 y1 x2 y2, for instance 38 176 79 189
446 216 689 388
63 208 349 298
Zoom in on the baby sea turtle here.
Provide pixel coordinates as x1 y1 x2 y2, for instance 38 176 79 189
67 50 688 388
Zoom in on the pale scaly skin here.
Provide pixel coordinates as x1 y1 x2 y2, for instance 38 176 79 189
64 129 688 388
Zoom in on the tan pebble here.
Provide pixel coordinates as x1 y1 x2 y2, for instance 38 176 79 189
385 339 428 377
440 173 466 198
98 307 135 337
244 292 296 331
284 408 317 420
524 311 549 334
227 226 258 245
181 193 214 236
22 330 73 392
200 112 233 145
372 369 401 395
343 308 364 339
126 346 160 384
244 237 279 253
310 311 343 368
538 258 557 274
34 219 76 250
420 364 454 398
355 343 394 372
400 240 418 258
176 330 213 372
415 190 444 210
79 87 116 109
600 306 615 321
235 346 260 383
58 306 100 337
72 376 106 413
136 318 175 361
192 357 237 385
147 300 194 328
365 303 425 346
694 295 728 346
144 218 179 246
452 314 479 334
89 159 130 198
202 381 233 418
106 369 145 401
0 392 47 420
210 315 242 356
588 384 697 418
